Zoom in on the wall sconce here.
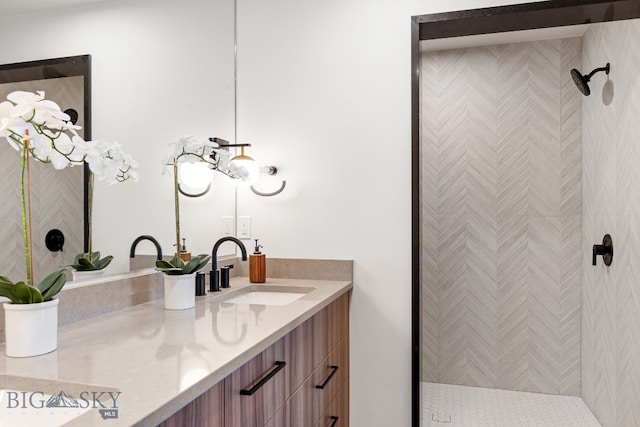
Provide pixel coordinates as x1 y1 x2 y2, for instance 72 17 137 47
250 166 287 197
178 162 214 197
209 137 258 187
231 146 260 188
210 137 286 197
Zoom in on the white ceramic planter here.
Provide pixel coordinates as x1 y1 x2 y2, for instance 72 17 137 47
72 269 105 281
163 273 196 310
3 298 59 358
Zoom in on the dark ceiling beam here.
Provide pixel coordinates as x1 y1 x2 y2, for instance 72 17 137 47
417 0 640 41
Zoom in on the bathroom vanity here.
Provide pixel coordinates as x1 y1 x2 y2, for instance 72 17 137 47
0 262 352 427
160 289 349 427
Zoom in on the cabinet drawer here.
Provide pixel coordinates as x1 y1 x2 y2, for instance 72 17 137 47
316 378 349 427
286 314 315 394
328 292 349 348
288 335 349 426
312 335 348 419
225 337 287 427
311 293 349 371
265 402 289 427
288 292 350 394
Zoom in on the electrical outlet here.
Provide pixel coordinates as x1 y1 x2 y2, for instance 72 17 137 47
238 216 251 239
222 216 234 236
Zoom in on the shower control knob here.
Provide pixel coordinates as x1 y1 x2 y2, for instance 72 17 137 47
592 234 613 266
45 229 65 252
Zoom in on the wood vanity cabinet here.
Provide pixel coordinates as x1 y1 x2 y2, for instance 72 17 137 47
285 293 350 427
159 380 225 427
159 291 349 427
225 338 287 426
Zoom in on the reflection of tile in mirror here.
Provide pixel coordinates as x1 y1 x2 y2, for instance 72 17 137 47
0 76 84 283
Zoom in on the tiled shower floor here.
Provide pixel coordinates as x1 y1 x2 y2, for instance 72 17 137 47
421 382 601 427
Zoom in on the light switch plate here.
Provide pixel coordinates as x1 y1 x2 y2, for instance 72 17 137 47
238 216 251 239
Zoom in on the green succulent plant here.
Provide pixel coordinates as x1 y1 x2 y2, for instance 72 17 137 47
0 269 66 304
70 251 114 272
156 254 211 275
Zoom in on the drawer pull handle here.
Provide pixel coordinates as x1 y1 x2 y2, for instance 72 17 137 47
240 361 286 396
316 365 339 389
330 415 339 426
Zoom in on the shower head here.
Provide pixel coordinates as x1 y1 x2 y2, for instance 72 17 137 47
570 63 610 96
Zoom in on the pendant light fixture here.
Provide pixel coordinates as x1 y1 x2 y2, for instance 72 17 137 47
231 146 260 187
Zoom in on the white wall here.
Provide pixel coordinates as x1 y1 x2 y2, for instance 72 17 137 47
0 0 237 274
235 0 535 425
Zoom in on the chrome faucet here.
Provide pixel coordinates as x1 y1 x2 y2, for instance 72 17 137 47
210 236 247 291
129 235 163 260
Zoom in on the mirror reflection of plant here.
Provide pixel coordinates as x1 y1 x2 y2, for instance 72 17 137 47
157 136 248 274
0 91 139 302
77 138 140 271
69 251 114 272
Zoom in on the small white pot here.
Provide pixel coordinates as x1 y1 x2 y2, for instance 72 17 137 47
163 273 196 310
72 269 105 281
3 298 59 358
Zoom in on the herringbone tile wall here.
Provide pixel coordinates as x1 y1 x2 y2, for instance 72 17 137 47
0 77 84 283
581 19 640 427
420 38 582 396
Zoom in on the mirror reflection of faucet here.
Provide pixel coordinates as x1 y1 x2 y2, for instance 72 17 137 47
210 237 248 292
129 235 163 260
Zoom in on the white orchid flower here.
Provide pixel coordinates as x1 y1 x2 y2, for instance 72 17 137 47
7 90 44 118
84 140 140 184
7 91 79 136
166 136 222 165
88 156 113 181
2 120 30 151
0 101 18 138
31 99 69 126
114 152 140 184
0 91 139 183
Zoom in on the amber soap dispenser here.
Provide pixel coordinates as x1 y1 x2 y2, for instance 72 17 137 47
176 238 191 262
249 239 266 283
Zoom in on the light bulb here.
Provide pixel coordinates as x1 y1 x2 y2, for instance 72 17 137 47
179 162 214 195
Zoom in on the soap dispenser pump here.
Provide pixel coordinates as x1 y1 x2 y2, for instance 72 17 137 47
175 238 192 262
249 239 266 283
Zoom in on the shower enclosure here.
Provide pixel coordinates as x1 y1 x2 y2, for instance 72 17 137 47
411 2 640 427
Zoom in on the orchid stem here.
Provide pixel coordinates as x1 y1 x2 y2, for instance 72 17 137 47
20 130 33 286
173 163 181 266
87 172 94 255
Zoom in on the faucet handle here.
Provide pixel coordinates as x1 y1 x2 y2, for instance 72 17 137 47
220 265 233 288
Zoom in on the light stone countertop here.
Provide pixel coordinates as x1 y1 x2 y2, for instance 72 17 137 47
0 277 352 426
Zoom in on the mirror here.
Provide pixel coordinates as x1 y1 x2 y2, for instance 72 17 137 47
0 0 237 276
0 55 89 283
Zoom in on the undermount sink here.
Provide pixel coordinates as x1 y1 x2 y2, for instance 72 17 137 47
223 286 314 306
